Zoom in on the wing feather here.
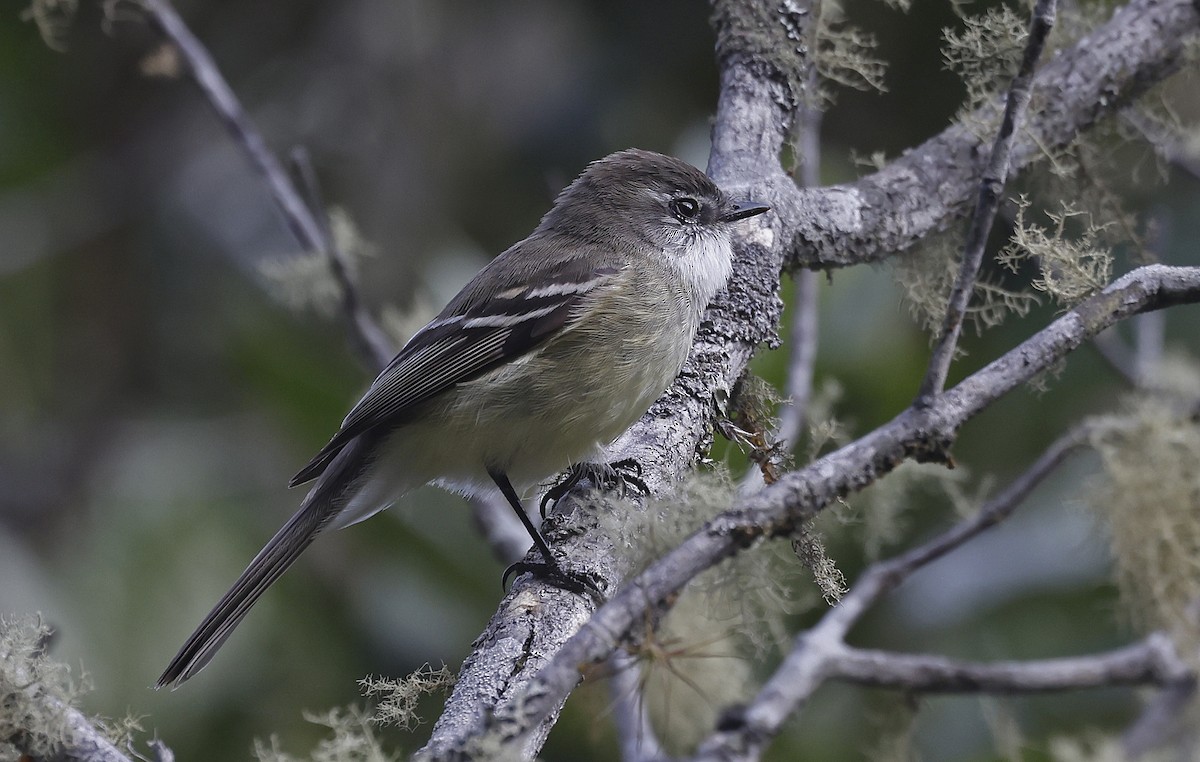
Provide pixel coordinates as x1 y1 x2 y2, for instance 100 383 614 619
289 262 621 487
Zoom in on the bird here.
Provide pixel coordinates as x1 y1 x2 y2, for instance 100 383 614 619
156 148 769 687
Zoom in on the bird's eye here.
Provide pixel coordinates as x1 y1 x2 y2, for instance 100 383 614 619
669 197 701 222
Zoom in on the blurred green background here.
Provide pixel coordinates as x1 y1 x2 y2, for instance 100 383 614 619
3 0 1200 759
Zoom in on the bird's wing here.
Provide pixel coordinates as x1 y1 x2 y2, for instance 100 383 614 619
289 259 622 486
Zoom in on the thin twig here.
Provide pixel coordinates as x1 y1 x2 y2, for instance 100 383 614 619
1122 109 1200 182
917 0 1058 405
138 0 396 373
776 102 823 452
844 422 1091 610
288 147 394 370
138 0 325 255
608 650 666 762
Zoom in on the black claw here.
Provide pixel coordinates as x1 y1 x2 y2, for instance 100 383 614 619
502 560 528 591
607 458 649 497
610 457 643 479
502 559 605 604
539 466 585 519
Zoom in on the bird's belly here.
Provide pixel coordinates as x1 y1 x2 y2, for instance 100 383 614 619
386 321 689 495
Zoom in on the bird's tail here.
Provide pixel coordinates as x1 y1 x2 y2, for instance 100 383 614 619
155 435 374 688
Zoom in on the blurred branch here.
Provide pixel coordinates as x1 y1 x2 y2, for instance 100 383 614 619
776 269 819 454
1092 327 1141 385
135 0 395 370
1123 109 1200 182
1091 206 1170 388
1122 670 1199 757
137 0 324 254
918 0 1057 404
288 148 394 370
608 650 666 762
1096 288 1170 391
467 491 533 566
831 636 1191 694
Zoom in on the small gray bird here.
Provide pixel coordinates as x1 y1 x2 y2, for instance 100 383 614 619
157 148 769 687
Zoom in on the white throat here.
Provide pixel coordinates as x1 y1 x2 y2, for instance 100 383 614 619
671 230 735 307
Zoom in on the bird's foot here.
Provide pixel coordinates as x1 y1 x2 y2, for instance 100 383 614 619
539 458 649 518
502 557 606 604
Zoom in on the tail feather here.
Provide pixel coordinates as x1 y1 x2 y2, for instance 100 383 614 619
156 436 373 688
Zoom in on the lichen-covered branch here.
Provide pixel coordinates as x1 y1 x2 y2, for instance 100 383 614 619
2 616 151 762
6 695 137 762
684 424 1094 760
779 0 1200 269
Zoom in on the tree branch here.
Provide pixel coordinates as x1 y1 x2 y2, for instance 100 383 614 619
137 0 325 256
1122 670 1199 756
918 0 1057 403
683 422 1093 760
5 694 137 762
831 635 1190 694
287 147 394 370
678 630 1191 762
778 0 1200 269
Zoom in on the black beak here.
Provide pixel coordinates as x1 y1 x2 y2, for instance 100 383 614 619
720 201 771 223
